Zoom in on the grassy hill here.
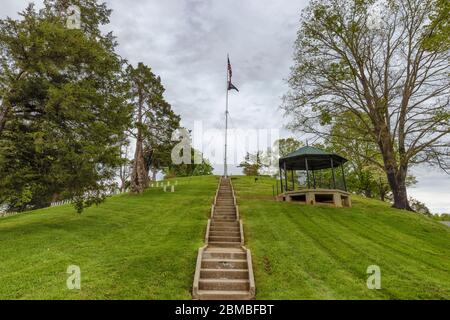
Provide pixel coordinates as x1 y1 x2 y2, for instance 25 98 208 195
0 175 449 299
0 176 217 299
233 176 450 299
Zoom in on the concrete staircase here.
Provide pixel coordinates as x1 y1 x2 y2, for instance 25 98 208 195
193 177 255 300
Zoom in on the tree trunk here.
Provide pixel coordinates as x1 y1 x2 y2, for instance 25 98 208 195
377 125 412 211
381 149 412 210
391 165 412 211
130 83 149 194
0 103 10 137
131 135 148 193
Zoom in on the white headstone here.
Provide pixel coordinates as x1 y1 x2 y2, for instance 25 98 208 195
171 185 175 193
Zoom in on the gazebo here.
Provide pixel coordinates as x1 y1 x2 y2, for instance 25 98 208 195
277 146 351 207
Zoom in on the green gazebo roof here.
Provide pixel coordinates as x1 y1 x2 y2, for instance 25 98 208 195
279 146 347 170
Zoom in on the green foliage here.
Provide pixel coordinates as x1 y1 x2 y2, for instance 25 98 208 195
0 1 131 212
409 198 431 215
422 0 450 51
238 151 265 176
276 138 303 157
326 113 416 201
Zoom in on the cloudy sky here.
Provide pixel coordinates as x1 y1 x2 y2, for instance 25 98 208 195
1 0 449 213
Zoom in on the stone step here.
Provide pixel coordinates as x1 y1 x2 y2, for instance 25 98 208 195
213 218 237 222
199 279 250 291
213 216 237 220
214 212 236 215
201 258 247 269
213 216 238 220
200 268 249 279
209 236 241 243
214 207 235 211
208 241 242 248
212 220 238 224
214 214 236 218
214 211 236 215
214 209 236 214
210 227 240 233
209 230 240 237
196 290 252 300
203 251 246 260
211 222 239 227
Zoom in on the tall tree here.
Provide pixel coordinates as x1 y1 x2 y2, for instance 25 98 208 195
238 151 265 176
126 63 180 193
283 0 450 210
0 1 130 212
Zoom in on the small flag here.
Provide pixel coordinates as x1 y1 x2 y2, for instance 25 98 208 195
227 56 239 92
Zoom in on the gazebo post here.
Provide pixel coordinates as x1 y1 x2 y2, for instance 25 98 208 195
312 169 316 189
330 157 336 189
279 165 284 193
305 157 310 189
283 161 288 192
291 170 295 191
341 162 347 191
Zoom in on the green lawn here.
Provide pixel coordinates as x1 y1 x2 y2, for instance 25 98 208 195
1 175 449 299
0 176 218 299
232 176 450 299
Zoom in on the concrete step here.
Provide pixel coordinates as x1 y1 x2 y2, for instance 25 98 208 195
211 222 239 227
199 279 250 291
200 268 249 279
203 251 246 260
209 236 241 243
213 216 237 221
214 206 236 210
213 219 238 223
214 212 236 216
209 231 240 237
213 216 238 221
201 258 247 269
214 208 236 212
214 214 236 218
208 241 242 248
196 290 252 300
210 227 240 233
214 211 236 215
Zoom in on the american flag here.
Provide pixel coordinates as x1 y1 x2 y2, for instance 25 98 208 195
227 56 239 92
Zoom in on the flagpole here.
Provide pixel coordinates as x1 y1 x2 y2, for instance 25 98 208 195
224 54 229 178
